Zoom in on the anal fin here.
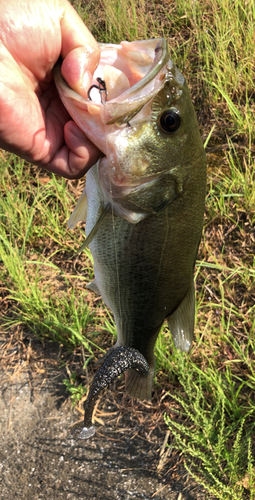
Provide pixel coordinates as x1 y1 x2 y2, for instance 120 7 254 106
167 280 195 353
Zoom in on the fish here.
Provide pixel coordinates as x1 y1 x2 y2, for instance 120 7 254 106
54 38 207 438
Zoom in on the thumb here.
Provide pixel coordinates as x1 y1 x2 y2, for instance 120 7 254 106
59 1 100 96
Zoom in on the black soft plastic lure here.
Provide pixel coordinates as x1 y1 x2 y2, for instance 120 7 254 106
75 347 149 439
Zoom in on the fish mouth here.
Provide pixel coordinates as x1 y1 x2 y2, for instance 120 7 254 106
100 38 170 125
54 37 181 220
54 38 171 140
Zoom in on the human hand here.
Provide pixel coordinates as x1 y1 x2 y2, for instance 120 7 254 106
0 0 101 178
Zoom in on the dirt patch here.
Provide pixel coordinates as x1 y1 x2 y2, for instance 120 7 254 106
0 337 210 500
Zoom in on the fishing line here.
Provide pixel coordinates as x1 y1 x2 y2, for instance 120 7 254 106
101 83 123 331
109 174 123 330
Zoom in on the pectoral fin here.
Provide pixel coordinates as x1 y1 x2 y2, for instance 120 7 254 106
167 281 195 352
77 203 110 253
68 188 88 229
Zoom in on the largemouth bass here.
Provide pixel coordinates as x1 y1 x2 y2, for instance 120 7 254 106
54 38 206 437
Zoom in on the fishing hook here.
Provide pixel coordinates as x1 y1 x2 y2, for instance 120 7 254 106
88 77 108 104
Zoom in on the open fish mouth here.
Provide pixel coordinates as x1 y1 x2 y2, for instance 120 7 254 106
54 38 188 224
54 38 170 129
54 38 184 184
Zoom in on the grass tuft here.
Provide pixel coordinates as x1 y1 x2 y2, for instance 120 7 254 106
163 350 255 499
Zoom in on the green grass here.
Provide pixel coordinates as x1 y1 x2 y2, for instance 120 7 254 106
0 156 103 354
164 356 255 499
1 1 255 498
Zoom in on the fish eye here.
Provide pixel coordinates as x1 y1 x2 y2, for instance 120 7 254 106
158 109 181 133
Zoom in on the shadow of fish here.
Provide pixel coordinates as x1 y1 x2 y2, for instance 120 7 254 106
54 38 206 438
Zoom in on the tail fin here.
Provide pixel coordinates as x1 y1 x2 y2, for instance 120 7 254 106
125 367 154 401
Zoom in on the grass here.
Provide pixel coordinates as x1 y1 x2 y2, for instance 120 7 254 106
0 155 104 353
1 1 255 498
